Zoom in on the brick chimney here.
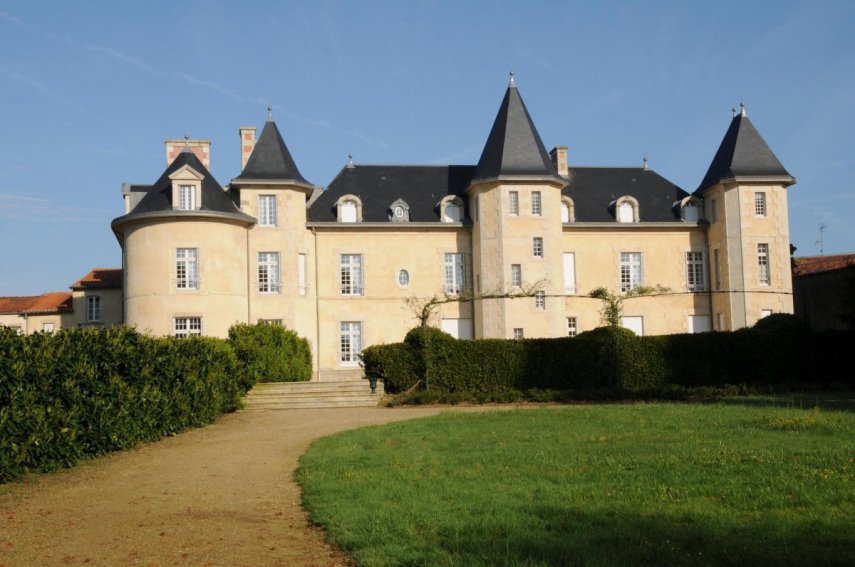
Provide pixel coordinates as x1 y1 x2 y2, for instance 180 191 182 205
165 138 211 170
549 146 568 177
239 126 257 170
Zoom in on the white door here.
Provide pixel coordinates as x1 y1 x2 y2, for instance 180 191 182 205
441 318 473 339
688 315 710 333
621 316 644 336
563 252 576 294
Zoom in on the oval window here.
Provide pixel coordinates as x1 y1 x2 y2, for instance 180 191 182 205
397 269 410 287
394 206 404 219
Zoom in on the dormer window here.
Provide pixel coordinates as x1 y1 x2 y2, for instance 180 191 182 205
389 198 410 222
614 196 640 223
336 195 363 222
441 196 463 223
169 164 203 211
179 185 195 210
677 196 704 222
560 197 575 223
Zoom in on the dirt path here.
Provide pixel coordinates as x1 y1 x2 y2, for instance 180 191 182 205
0 406 466 566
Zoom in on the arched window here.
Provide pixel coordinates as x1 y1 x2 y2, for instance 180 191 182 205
678 197 703 222
614 196 640 223
336 195 363 222
560 197 575 223
442 197 463 222
341 200 357 222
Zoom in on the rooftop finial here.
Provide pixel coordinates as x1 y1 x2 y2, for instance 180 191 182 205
732 106 737 118
740 99 746 117
643 155 649 170
267 105 273 120
183 133 189 146
346 150 354 169
509 71 515 87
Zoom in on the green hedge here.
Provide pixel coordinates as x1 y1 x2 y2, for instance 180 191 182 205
228 323 312 386
362 316 852 399
0 326 249 483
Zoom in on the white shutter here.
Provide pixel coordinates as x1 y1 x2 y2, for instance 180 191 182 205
563 252 576 294
621 316 644 336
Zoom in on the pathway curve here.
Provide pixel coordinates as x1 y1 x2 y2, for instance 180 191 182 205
0 406 463 566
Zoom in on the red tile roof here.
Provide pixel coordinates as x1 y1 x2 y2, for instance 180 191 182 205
793 253 855 276
0 292 73 315
70 268 123 290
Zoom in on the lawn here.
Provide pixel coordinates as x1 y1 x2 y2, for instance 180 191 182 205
296 403 855 566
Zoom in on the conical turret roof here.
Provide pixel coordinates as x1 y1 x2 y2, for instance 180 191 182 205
234 117 311 186
471 78 559 183
696 109 794 193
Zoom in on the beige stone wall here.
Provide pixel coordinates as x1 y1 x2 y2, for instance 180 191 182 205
72 288 123 329
0 313 74 334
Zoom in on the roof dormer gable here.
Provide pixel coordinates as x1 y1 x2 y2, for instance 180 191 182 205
169 164 204 211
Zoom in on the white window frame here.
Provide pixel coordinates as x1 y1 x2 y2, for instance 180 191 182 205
397 269 410 288
173 317 202 338
257 252 281 293
178 185 195 211
444 253 465 294
340 254 364 296
567 316 577 337
513 328 525 340
619 252 643 293
339 321 362 366
758 243 771 285
535 291 546 310
686 251 707 292
531 191 542 216
511 264 522 288
509 191 519 216
175 248 199 290
533 237 544 258
258 195 277 226
86 295 101 322
43 322 55 333
754 192 767 217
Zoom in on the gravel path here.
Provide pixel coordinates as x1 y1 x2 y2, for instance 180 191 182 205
0 406 462 566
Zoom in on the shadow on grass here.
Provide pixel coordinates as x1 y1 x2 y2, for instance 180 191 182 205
434 505 854 566
706 392 855 413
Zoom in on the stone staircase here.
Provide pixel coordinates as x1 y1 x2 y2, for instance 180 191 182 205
242 380 382 410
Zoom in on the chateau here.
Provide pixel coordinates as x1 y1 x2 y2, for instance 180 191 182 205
3 77 796 379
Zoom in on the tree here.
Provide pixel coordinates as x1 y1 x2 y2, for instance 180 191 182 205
589 285 672 327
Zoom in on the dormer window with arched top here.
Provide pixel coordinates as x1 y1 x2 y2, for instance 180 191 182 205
389 198 410 222
169 164 203 211
680 197 703 222
441 196 464 223
560 197 575 223
613 196 640 223
336 195 362 222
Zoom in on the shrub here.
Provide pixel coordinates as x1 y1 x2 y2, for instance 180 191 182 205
361 342 419 393
228 323 312 387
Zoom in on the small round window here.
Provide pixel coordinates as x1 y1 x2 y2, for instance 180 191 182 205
394 206 405 219
397 269 410 287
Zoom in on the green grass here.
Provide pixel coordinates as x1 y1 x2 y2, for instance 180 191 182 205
296 403 855 566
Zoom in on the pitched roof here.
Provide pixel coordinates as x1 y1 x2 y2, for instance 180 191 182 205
0 292 72 315
696 111 794 193
70 268 123 290
472 80 559 183
793 254 855 277
564 167 690 222
233 118 311 186
308 165 475 223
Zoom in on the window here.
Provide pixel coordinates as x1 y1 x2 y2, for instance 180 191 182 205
561 201 570 223
717 312 725 331
531 191 542 216
686 252 707 292
760 309 773 319
176 248 199 289
683 201 700 222
509 191 519 216
754 192 767 217
533 237 543 258
398 269 410 287
619 252 643 293
43 322 55 333
535 291 546 310
688 315 710 333
444 253 465 294
710 198 718 223
259 319 282 325
618 201 634 223
511 264 522 287
339 321 362 365
257 252 281 293
513 328 525 340
178 185 195 211
758 243 770 285
713 249 722 290
173 317 201 337
621 316 644 336
567 317 577 337
298 253 307 295
443 199 462 222
258 195 276 226
340 254 363 295
563 252 576 294
86 295 101 322
340 199 357 222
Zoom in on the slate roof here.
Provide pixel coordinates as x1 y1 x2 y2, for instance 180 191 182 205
233 118 311 186
793 254 855 277
114 148 252 223
472 80 559 182
308 165 476 223
565 167 689 222
70 268 123 290
0 292 73 315
696 111 794 193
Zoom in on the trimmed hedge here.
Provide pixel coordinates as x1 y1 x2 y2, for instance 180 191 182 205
0 326 251 483
228 323 312 386
361 316 853 399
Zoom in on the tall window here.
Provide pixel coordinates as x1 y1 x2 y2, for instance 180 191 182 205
619 252 643 293
561 201 570 223
758 243 770 285
531 191 542 216
686 252 707 292
618 201 634 223
563 252 576 294
567 316 578 337
339 321 362 365
340 254 363 295
258 195 276 226
86 295 101 322
178 185 195 211
714 249 721 290
509 191 519 216
511 264 522 287
533 237 544 258
173 317 201 337
710 198 718 223
257 252 281 293
176 248 199 289
340 200 357 222
754 192 767 217
444 253 465 294
535 291 546 310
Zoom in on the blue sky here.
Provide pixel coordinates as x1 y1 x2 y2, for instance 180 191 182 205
1 1 853 296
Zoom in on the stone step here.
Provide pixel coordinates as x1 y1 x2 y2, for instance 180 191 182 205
242 398 380 410
242 380 383 410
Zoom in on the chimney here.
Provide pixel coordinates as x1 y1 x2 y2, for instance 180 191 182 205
549 146 568 178
165 138 211 170
239 126 257 170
